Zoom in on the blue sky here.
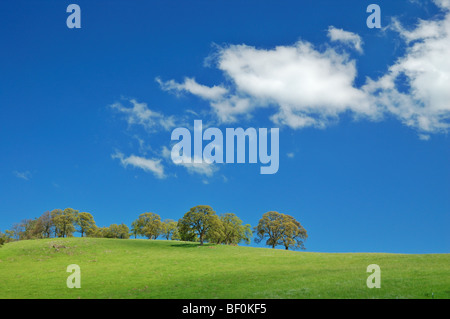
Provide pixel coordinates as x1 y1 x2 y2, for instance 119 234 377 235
0 0 449 253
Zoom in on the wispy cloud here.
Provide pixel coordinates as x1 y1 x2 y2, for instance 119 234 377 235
13 170 31 180
156 77 228 100
327 26 363 53
110 98 177 131
418 134 431 141
112 151 166 179
109 98 222 179
161 146 219 177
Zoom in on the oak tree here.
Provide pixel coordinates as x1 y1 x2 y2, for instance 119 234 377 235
178 205 220 245
161 219 178 240
254 211 307 250
135 212 162 239
76 212 96 237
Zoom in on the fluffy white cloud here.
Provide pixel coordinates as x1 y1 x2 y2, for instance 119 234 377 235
327 26 363 53
110 98 177 131
365 0 450 133
159 42 376 128
112 151 165 179
434 0 450 10
158 0 450 135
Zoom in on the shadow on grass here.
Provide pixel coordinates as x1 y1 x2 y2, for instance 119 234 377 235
170 242 216 248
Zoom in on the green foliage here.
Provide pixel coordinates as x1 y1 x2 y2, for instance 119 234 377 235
171 227 181 241
254 211 307 250
280 214 307 250
3 230 14 243
9 217 49 240
87 223 129 239
178 227 198 242
2 204 252 248
219 213 252 245
161 219 178 240
38 211 53 238
130 220 140 239
204 213 252 245
88 226 108 238
134 212 163 239
51 208 78 238
178 205 221 245
76 212 96 237
107 223 130 239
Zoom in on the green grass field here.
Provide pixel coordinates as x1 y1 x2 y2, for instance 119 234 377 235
0 237 448 299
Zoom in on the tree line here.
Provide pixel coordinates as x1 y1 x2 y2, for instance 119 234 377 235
0 205 307 250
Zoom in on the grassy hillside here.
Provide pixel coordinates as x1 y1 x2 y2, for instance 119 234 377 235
0 237 448 299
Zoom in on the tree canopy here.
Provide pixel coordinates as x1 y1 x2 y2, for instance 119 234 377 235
134 212 163 239
51 208 78 238
178 205 221 245
254 211 307 250
1 205 310 251
76 212 96 237
161 219 179 240
206 213 252 245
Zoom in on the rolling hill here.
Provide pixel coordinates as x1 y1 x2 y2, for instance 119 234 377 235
0 237 448 299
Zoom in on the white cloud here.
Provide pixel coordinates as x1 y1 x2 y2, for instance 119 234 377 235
418 133 431 140
434 0 450 10
209 95 253 123
327 26 363 53
161 146 219 177
287 152 295 158
160 42 377 127
112 151 165 179
161 145 172 160
110 98 177 131
13 170 31 180
218 42 373 124
365 0 450 133
181 160 218 177
158 1 450 136
156 77 228 100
